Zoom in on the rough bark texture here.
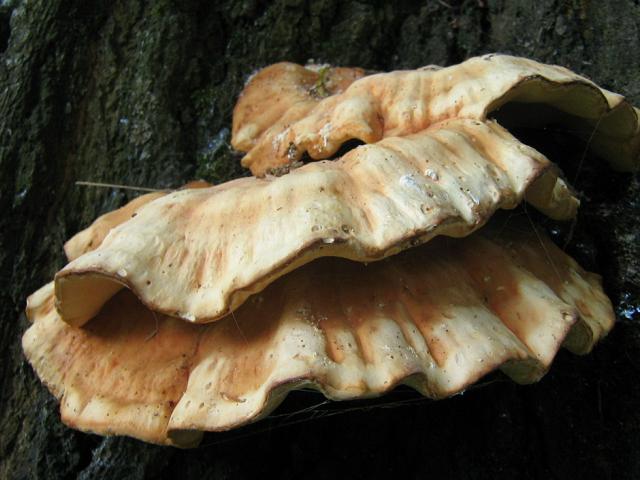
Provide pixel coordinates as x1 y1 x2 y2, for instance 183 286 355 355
1 1 639 478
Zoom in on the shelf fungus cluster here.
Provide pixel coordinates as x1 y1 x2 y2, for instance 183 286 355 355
23 54 639 447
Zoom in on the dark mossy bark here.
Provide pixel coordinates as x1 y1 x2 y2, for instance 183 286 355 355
1 1 639 478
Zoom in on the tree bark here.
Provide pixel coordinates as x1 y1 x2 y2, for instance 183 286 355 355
1 1 639 478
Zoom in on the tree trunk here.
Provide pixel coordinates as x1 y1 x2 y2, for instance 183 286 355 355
1 1 639 478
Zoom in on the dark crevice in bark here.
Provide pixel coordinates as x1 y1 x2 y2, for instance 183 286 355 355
0 6 11 54
445 1 465 65
477 0 491 47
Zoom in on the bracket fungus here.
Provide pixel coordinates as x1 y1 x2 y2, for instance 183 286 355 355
23 54 639 447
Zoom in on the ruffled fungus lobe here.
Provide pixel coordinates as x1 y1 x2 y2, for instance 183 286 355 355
24 218 613 446
22 54 639 447
56 119 577 327
64 180 211 261
233 54 639 176
232 63 367 155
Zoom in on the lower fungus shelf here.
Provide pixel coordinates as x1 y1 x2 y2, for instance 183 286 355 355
23 218 613 447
